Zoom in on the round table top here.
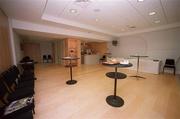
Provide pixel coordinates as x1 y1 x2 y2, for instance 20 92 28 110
62 57 80 60
130 55 148 58
102 62 133 68
106 72 127 79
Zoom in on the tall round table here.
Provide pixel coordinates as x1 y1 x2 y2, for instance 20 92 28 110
130 55 148 79
103 62 132 107
62 57 80 85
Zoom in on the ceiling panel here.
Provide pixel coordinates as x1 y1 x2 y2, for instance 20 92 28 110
0 0 46 21
128 0 167 27
44 0 72 17
45 0 151 33
161 0 180 23
1 0 180 37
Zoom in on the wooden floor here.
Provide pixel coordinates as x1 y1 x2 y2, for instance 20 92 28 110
34 64 180 119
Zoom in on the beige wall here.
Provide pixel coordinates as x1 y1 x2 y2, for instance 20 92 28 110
22 43 41 63
87 42 108 55
0 9 12 72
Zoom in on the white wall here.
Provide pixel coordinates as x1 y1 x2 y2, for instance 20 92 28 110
108 27 180 74
54 40 64 64
13 32 23 63
12 19 113 41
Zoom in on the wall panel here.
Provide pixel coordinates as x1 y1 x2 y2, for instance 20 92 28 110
0 9 12 72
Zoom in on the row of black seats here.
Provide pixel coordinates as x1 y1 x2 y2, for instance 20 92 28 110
0 57 36 119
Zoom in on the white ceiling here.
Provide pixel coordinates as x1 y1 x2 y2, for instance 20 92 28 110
0 0 180 39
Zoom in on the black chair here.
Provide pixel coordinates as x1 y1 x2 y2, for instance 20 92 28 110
0 65 35 119
0 81 34 119
1 72 34 102
19 57 36 80
0 76 35 119
21 56 31 62
8 66 35 89
5 111 34 119
47 55 52 63
163 59 176 75
42 55 48 63
99 55 106 63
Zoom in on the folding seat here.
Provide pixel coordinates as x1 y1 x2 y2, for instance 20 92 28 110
19 58 36 80
10 65 35 81
0 73 34 102
4 111 34 119
9 66 34 89
0 81 34 119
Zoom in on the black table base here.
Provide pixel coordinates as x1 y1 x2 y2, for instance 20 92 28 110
130 55 148 79
62 57 80 85
130 75 146 79
66 80 77 85
102 63 132 108
106 95 124 107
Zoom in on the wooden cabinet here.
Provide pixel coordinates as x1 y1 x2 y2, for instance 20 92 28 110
64 38 81 66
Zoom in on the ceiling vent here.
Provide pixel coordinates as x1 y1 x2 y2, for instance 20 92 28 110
74 0 91 8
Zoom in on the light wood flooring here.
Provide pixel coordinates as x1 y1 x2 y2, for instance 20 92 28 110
34 64 180 119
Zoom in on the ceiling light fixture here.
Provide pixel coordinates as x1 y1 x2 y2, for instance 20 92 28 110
95 18 99 22
70 9 77 13
75 0 90 2
154 20 160 23
127 25 136 29
94 9 100 12
121 28 125 31
137 0 144 2
149 11 156 16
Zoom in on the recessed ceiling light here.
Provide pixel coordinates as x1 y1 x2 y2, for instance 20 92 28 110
75 0 90 2
149 11 156 16
94 9 100 12
121 29 125 31
95 18 99 22
127 25 136 29
69 9 77 13
137 0 144 2
154 20 160 23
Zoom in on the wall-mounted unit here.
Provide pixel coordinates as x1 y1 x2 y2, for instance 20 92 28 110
112 40 118 46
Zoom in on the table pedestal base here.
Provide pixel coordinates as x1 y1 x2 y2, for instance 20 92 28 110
66 80 77 85
106 95 124 107
130 75 146 79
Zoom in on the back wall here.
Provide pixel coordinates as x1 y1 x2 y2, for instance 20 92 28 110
108 27 180 74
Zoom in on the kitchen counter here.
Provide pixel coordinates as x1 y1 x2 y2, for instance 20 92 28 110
83 54 100 64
